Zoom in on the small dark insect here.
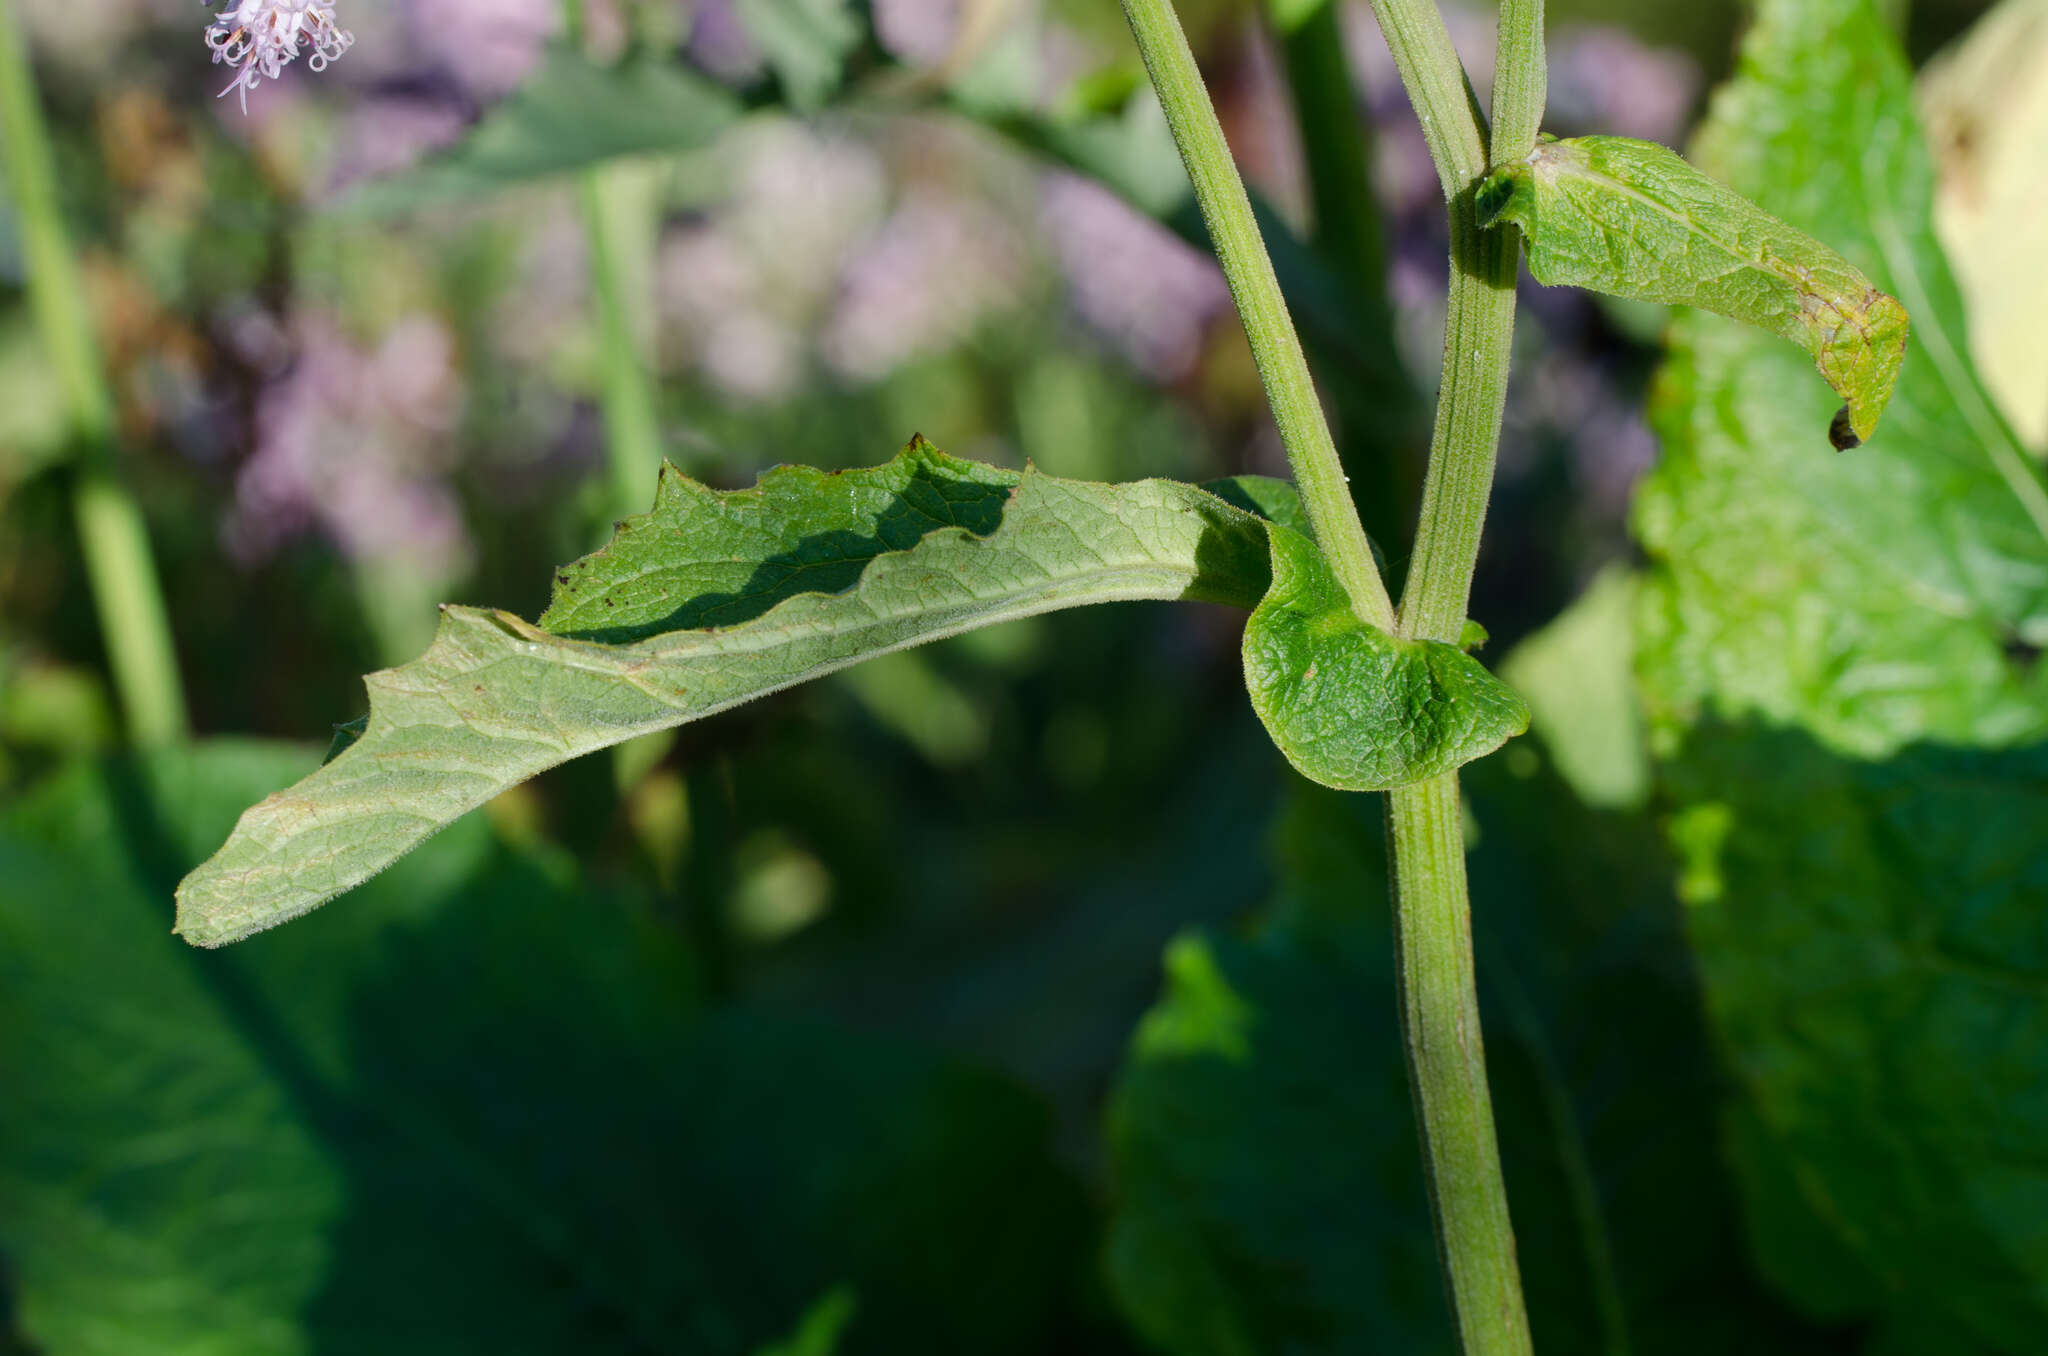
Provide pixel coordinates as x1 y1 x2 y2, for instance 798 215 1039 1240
1829 404 1862 451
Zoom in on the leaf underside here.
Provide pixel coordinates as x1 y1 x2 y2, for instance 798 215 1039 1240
176 438 1532 946
1480 133 1909 447
174 441 1280 946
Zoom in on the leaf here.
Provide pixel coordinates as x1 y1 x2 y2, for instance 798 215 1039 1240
1637 6 2048 760
1478 134 1909 447
175 440 1280 946
1633 0 2048 1344
1104 767 1837 1356
730 0 863 111
1241 526 1529 792
1499 567 1648 810
1 745 1097 1355
338 48 742 216
1663 726 2048 1352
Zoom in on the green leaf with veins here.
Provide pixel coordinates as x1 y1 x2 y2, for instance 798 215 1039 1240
175 440 1273 945
1635 0 2048 1344
1638 0 2048 759
1479 133 1909 448
176 440 1528 945
1242 526 1528 792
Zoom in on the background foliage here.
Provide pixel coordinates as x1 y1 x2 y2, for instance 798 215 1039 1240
2 0 2042 1351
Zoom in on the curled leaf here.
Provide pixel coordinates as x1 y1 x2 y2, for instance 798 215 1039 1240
1479 134 1910 447
1242 527 1529 791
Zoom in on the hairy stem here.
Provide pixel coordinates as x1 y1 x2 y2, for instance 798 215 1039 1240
0 0 187 746
1366 0 1545 1352
1118 0 1393 631
1386 772 1532 1356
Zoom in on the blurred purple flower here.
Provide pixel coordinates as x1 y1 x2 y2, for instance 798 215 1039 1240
687 0 765 83
322 96 469 194
225 312 470 578
1508 350 1658 513
824 189 1028 380
403 0 553 99
873 0 960 69
1040 172 1228 381
1546 26 1699 144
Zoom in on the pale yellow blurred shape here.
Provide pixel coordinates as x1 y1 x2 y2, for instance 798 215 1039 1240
1920 0 2048 451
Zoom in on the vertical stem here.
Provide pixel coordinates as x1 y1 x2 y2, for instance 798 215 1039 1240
1389 0 1540 644
560 0 665 519
1387 772 1531 1354
0 0 187 745
1267 0 1385 297
1395 203 1516 643
1367 2 1545 1353
1266 0 1423 567
579 170 666 516
1118 0 1394 632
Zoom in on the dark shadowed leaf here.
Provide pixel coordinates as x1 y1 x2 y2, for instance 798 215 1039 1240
0 744 1097 1356
1103 761 1834 1355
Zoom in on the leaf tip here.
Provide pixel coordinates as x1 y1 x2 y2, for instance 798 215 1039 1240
1828 404 1863 451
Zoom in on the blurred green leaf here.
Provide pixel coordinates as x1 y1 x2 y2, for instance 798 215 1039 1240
1480 134 1909 447
731 0 863 111
1242 526 1529 792
176 440 1282 945
1500 567 1647 809
337 48 742 216
1 743 1096 1355
1636 0 2048 1345
1104 766 1834 1355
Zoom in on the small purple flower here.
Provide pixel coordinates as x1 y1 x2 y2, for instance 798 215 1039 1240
204 0 353 111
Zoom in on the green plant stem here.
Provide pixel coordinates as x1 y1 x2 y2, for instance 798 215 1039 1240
1386 771 1531 1356
0 0 187 746
1118 0 1394 632
1368 1 1544 1352
1267 0 1385 297
1397 205 1517 643
579 170 666 516
559 0 665 519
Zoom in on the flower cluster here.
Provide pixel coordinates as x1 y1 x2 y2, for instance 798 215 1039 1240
204 1 353 111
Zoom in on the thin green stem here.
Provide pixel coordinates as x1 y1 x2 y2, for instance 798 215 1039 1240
579 169 666 516
1118 0 1393 631
0 0 187 746
1364 2 1544 1353
1267 0 1385 298
1363 0 1488 197
1386 772 1532 1356
1489 0 1547 169
1397 204 1516 642
558 0 665 518
1391 0 1542 643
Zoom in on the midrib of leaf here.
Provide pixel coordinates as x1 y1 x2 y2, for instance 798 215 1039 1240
175 456 1281 946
